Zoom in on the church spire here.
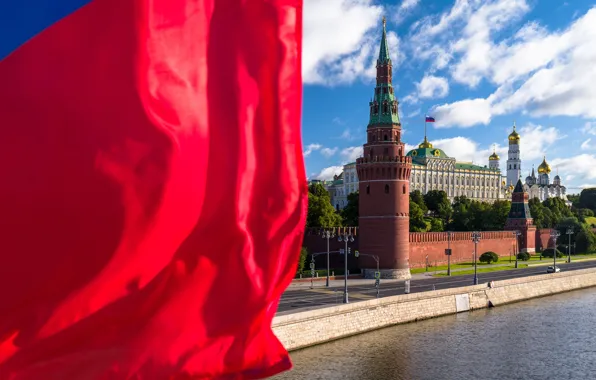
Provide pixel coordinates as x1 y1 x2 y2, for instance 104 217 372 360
378 16 391 64
368 18 400 127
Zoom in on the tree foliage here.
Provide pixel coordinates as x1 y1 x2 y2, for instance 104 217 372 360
576 225 596 254
297 247 308 273
579 188 596 212
409 200 427 232
307 183 342 228
447 196 511 231
341 191 359 226
424 190 452 225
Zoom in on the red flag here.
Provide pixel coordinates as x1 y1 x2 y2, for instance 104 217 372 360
0 0 305 378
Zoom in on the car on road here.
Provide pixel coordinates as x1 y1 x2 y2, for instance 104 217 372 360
546 266 561 273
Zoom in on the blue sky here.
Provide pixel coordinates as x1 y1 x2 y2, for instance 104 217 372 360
1 1 595 193
302 0 596 193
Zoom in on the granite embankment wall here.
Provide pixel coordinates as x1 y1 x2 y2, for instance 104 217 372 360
272 268 596 351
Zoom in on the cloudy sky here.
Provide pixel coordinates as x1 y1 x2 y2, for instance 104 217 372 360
302 0 596 192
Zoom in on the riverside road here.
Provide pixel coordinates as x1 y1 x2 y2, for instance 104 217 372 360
277 260 596 314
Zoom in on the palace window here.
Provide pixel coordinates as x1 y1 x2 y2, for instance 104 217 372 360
384 134 388 141
366 185 370 194
385 184 389 194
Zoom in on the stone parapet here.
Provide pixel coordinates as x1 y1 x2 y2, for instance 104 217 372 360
273 268 596 351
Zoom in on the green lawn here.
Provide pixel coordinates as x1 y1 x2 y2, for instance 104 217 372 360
411 262 493 274
433 264 529 277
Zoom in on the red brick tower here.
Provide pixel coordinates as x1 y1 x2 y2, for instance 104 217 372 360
356 18 412 280
505 179 536 253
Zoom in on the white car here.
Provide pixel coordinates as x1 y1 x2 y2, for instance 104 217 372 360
546 266 561 273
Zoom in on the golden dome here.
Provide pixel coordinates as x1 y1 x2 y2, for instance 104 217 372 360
508 122 520 144
489 152 500 161
418 136 433 149
537 156 551 174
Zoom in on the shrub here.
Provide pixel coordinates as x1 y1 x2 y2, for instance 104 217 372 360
517 252 530 261
297 247 308 273
479 251 499 264
542 248 564 258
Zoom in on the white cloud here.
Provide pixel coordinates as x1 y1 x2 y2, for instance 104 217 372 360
417 75 449 99
303 0 391 85
551 154 596 183
340 146 363 162
430 137 507 167
392 0 421 24
332 117 346 125
582 121 596 135
406 108 421 118
313 165 344 181
581 138 591 150
518 123 565 161
320 147 338 157
406 3 596 127
432 98 492 128
303 143 322 157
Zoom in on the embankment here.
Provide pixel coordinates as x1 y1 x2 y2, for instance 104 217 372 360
273 268 596 351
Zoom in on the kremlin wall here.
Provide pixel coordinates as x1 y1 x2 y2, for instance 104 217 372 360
303 227 559 271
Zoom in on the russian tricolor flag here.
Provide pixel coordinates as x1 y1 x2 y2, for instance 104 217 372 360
425 116 436 123
0 1 306 378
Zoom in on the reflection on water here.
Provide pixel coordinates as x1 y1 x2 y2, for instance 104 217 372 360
274 289 596 380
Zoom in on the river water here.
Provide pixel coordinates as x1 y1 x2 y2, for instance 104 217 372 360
273 289 596 380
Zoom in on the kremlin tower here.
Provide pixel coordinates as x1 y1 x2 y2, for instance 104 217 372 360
356 18 412 280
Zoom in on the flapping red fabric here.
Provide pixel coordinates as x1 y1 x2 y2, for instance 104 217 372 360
0 0 305 378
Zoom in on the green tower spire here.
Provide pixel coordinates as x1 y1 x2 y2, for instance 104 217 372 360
368 17 400 127
378 16 391 64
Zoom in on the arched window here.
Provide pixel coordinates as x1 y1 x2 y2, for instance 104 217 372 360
383 102 388 114
366 185 370 195
403 185 406 194
392 103 397 114
385 184 389 194
514 164 517 169
384 134 388 141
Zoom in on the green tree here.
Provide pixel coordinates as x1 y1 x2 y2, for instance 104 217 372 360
479 251 499 264
429 218 444 232
341 192 359 226
409 201 427 232
573 208 594 223
568 194 581 208
424 190 452 224
449 196 472 231
489 200 511 230
410 190 428 214
579 188 596 212
528 198 546 228
555 217 582 247
297 247 308 274
576 225 596 254
306 184 342 228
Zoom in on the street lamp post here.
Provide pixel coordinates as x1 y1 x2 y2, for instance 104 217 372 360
471 232 481 285
338 231 355 304
550 229 561 271
566 228 574 263
321 230 335 287
514 230 521 269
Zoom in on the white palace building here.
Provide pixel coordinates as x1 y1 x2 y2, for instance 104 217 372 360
327 123 569 209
